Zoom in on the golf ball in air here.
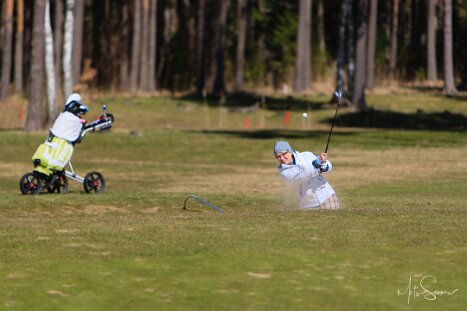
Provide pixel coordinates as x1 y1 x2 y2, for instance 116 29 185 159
302 112 308 118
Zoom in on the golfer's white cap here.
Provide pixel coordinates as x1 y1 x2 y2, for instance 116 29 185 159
274 141 293 156
65 93 82 106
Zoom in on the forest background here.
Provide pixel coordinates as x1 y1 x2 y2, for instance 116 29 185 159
0 0 466 130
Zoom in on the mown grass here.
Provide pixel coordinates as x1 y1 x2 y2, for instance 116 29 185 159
0 91 466 310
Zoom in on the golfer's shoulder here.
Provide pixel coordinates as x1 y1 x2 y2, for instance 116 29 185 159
300 151 316 160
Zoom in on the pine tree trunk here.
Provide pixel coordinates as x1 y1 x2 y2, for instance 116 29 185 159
336 0 347 92
212 0 230 95
119 0 130 90
352 0 369 112
72 0 84 85
45 0 57 122
15 0 24 95
389 0 399 79
234 0 248 92
346 0 355 98
427 0 438 81
0 0 14 99
63 0 75 97
317 0 325 54
366 0 377 90
130 0 141 92
294 0 312 93
139 0 149 91
147 0 157 92
443 0 457 95
26 0 47 131
196 0 206 93
185 0 196 85
54 0 64 100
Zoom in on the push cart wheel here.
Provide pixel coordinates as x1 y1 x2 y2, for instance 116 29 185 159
19 173 42 195
47 174 68 194
106 113 115 122
84 172 105 193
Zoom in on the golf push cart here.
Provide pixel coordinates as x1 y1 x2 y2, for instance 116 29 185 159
19 105 114 195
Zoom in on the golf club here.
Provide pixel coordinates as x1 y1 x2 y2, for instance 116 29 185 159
324 89 342 153
183 194 224 213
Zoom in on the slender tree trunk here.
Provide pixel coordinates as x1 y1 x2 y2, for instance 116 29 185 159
196 0 206 93
157 0 178 88
147 0 157 92
427 0 438 81
119 0 130 90
212 0 230 95
63 0 74 97
389 0 399 78
139 0 149 91
0 0 14 99
130 0 141 92
26 0 47 131
346 0 355 98
234 0 248 92
294 0 312 93
44 0 57 122
72 0 84 85
443 0 457 95
15 0 24 95
384 0 391 75
336 0 347 92
186 0 196 85
317 0 325 54
352 0 369 112
54 0 64 101
366 0 377 90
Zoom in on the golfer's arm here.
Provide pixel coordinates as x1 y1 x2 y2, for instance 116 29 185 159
281 164 319 182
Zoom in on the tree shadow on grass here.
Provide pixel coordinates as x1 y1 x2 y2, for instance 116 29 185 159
333 108 466 131
197 129 354 140
178 91 327 111
407 85 467 101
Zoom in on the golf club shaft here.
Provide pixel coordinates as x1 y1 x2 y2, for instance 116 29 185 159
324 101 340 153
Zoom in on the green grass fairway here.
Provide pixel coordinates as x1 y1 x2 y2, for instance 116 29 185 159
0 93 466 310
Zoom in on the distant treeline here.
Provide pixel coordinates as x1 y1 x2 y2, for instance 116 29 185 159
0 0 466 129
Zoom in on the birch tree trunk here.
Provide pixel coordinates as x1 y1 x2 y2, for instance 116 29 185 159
294 0 312 93
15 0 24 95
426 0 438 81
63 0 75 97
366 0 377 90
26 0 47 131
44 0 57 122
443 0 457 95
0 0 14 99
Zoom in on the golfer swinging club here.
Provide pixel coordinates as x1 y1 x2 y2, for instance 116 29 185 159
274 141 339 210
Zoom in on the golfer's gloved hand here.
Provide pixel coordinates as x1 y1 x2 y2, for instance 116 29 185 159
320 162 329 172
312 159 322 169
